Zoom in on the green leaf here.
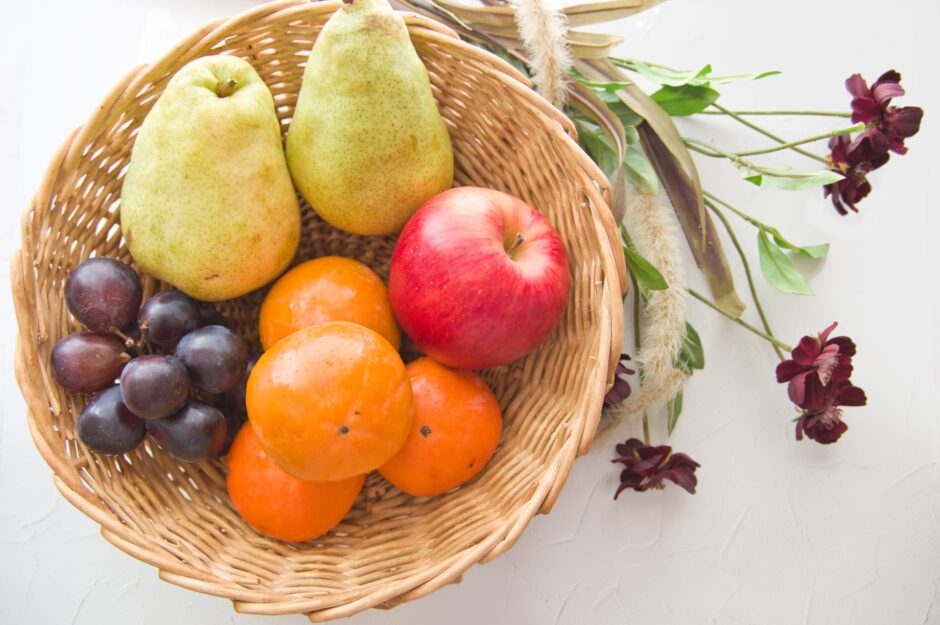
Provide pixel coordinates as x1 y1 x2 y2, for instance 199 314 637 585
629 60 713 87
651 84 721 117
623 146 660 195
738 164 844 191
676 322 705 374
757 231 813 295
598 91 644 127
667 390 684 435
624 125 640 145
768 229 829 259
622 59 779 87
574 75 633 92
576 121 619 176
705 70 781 85
619 225 668 298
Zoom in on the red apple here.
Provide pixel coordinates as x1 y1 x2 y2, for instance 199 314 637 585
389 187 569 370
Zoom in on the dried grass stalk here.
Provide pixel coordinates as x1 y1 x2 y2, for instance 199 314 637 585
611 187 688 423
512 0 572 107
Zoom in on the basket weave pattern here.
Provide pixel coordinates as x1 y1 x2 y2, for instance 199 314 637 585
11 0 625 619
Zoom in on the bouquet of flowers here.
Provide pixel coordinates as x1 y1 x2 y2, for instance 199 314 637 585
391 0 923 496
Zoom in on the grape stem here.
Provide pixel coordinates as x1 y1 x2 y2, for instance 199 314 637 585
109 325 139 351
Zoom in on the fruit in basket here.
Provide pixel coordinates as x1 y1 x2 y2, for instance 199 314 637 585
175 325 248 393
380 358 502 496
51 332 132 394
146 400 228 462
120 55 301 301
65 257 142 333
138 291 200 347
226 425 364 542
119 354 190 419
247 321 413 481
76 385 146 455
258 256 400 350
285 0 453 236
389 187 569 369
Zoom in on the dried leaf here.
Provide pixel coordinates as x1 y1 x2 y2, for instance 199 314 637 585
641 125 746 316
563 0 664 26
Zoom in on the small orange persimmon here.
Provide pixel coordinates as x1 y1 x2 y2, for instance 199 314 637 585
226 425 364 542
247 321 413 482
258 256 400 350
380 357 502 497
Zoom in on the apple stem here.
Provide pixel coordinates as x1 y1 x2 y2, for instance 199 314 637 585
215 79 238 98
507 233 525 256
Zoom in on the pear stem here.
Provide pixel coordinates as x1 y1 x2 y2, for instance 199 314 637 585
507 233 525 256
215 79 238 98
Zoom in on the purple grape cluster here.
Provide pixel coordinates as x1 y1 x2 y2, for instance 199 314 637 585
51 257 252 462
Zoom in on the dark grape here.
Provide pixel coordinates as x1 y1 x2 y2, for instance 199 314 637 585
76 385 145 455
138 291 199 347
51 332 131 394
195 301 228 327
215 410 246 458
65 257 142 332
219 351 258 418
147 400 227 462
175 326 248 393
119 355 190 419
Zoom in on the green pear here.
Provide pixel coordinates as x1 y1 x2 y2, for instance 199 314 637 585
121 55 301 301
286 0 453 236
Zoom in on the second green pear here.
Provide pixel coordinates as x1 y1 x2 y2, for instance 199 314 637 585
286 0 454 236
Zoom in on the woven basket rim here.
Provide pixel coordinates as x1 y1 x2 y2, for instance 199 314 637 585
11 0 627 619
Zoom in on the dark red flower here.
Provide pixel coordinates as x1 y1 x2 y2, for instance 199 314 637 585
776 321 856 408
824 134 889 215
612 438 699 497
795 379 867 444
776 322 867 445
847 70 923 155
604 353 636 406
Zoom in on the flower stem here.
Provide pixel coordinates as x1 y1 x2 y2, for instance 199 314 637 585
632 274 651 445
684 123 860 162
703 190 768 230
703 197 785 360
697 110 851 118
732 123 862 157
710 103 831 165
688 288 793 352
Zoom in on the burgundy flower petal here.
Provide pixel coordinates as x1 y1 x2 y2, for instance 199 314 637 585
803 416 848 445
801 375 828 412
835 383 867 407
817 321 839 344
886 106 924 137
827 336 856 357
792 335 821 365
776 358 807 383
872 80 905 106
614 438 644 459
845 73 869 98
660 454 700 494
876 69 902 85
829 357 854 384
850 97 881 125
787 370 812 406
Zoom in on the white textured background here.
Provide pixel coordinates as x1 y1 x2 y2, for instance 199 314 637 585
1 1 938 623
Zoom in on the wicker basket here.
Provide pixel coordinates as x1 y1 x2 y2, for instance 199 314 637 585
11 0 626 619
